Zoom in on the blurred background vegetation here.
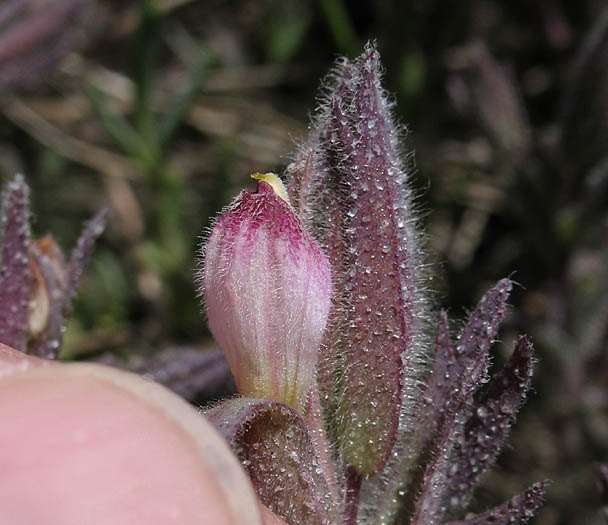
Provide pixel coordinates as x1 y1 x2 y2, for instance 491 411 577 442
1 0 607 523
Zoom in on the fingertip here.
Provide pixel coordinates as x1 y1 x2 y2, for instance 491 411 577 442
0 343 47 379
0 362 263 524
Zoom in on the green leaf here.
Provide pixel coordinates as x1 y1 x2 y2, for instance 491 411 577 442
132 0 162 151
84 83 148 162
159 50 215 148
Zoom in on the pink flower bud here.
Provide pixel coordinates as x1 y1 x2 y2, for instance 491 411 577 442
202 174 332 413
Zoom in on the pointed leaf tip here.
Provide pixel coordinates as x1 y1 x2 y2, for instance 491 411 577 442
456 278 512 395
411 279 515 524
306 44 426 476
286 43 427 478
66 208 107 303
446 481 546 525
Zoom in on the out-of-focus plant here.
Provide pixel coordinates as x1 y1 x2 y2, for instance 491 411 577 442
200 44 545 525
0 0 93 92
0 172 234 402
0 174 105 358
85 0 215 283
0 1 605 522
431 8 608 520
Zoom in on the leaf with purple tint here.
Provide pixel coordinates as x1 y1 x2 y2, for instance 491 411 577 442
357 312 455 524
443 336 535 514
0 0 91 91
285 64 356 419
446 481 546 525
304 383 341 509
416 280 512 449
96 346 236 403
66 209 107 305
0 175 32 351
206 398 341 525
286 58 354 230
287 43 426 476
452 278 512 397
366 312 453 523
410 279 512 524
286 146 316 225
421 311 455 435
28 209 106 359
137 346 235 402
286 138 348 427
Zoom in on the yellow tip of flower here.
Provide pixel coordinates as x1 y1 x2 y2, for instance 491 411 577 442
251 173 290 204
